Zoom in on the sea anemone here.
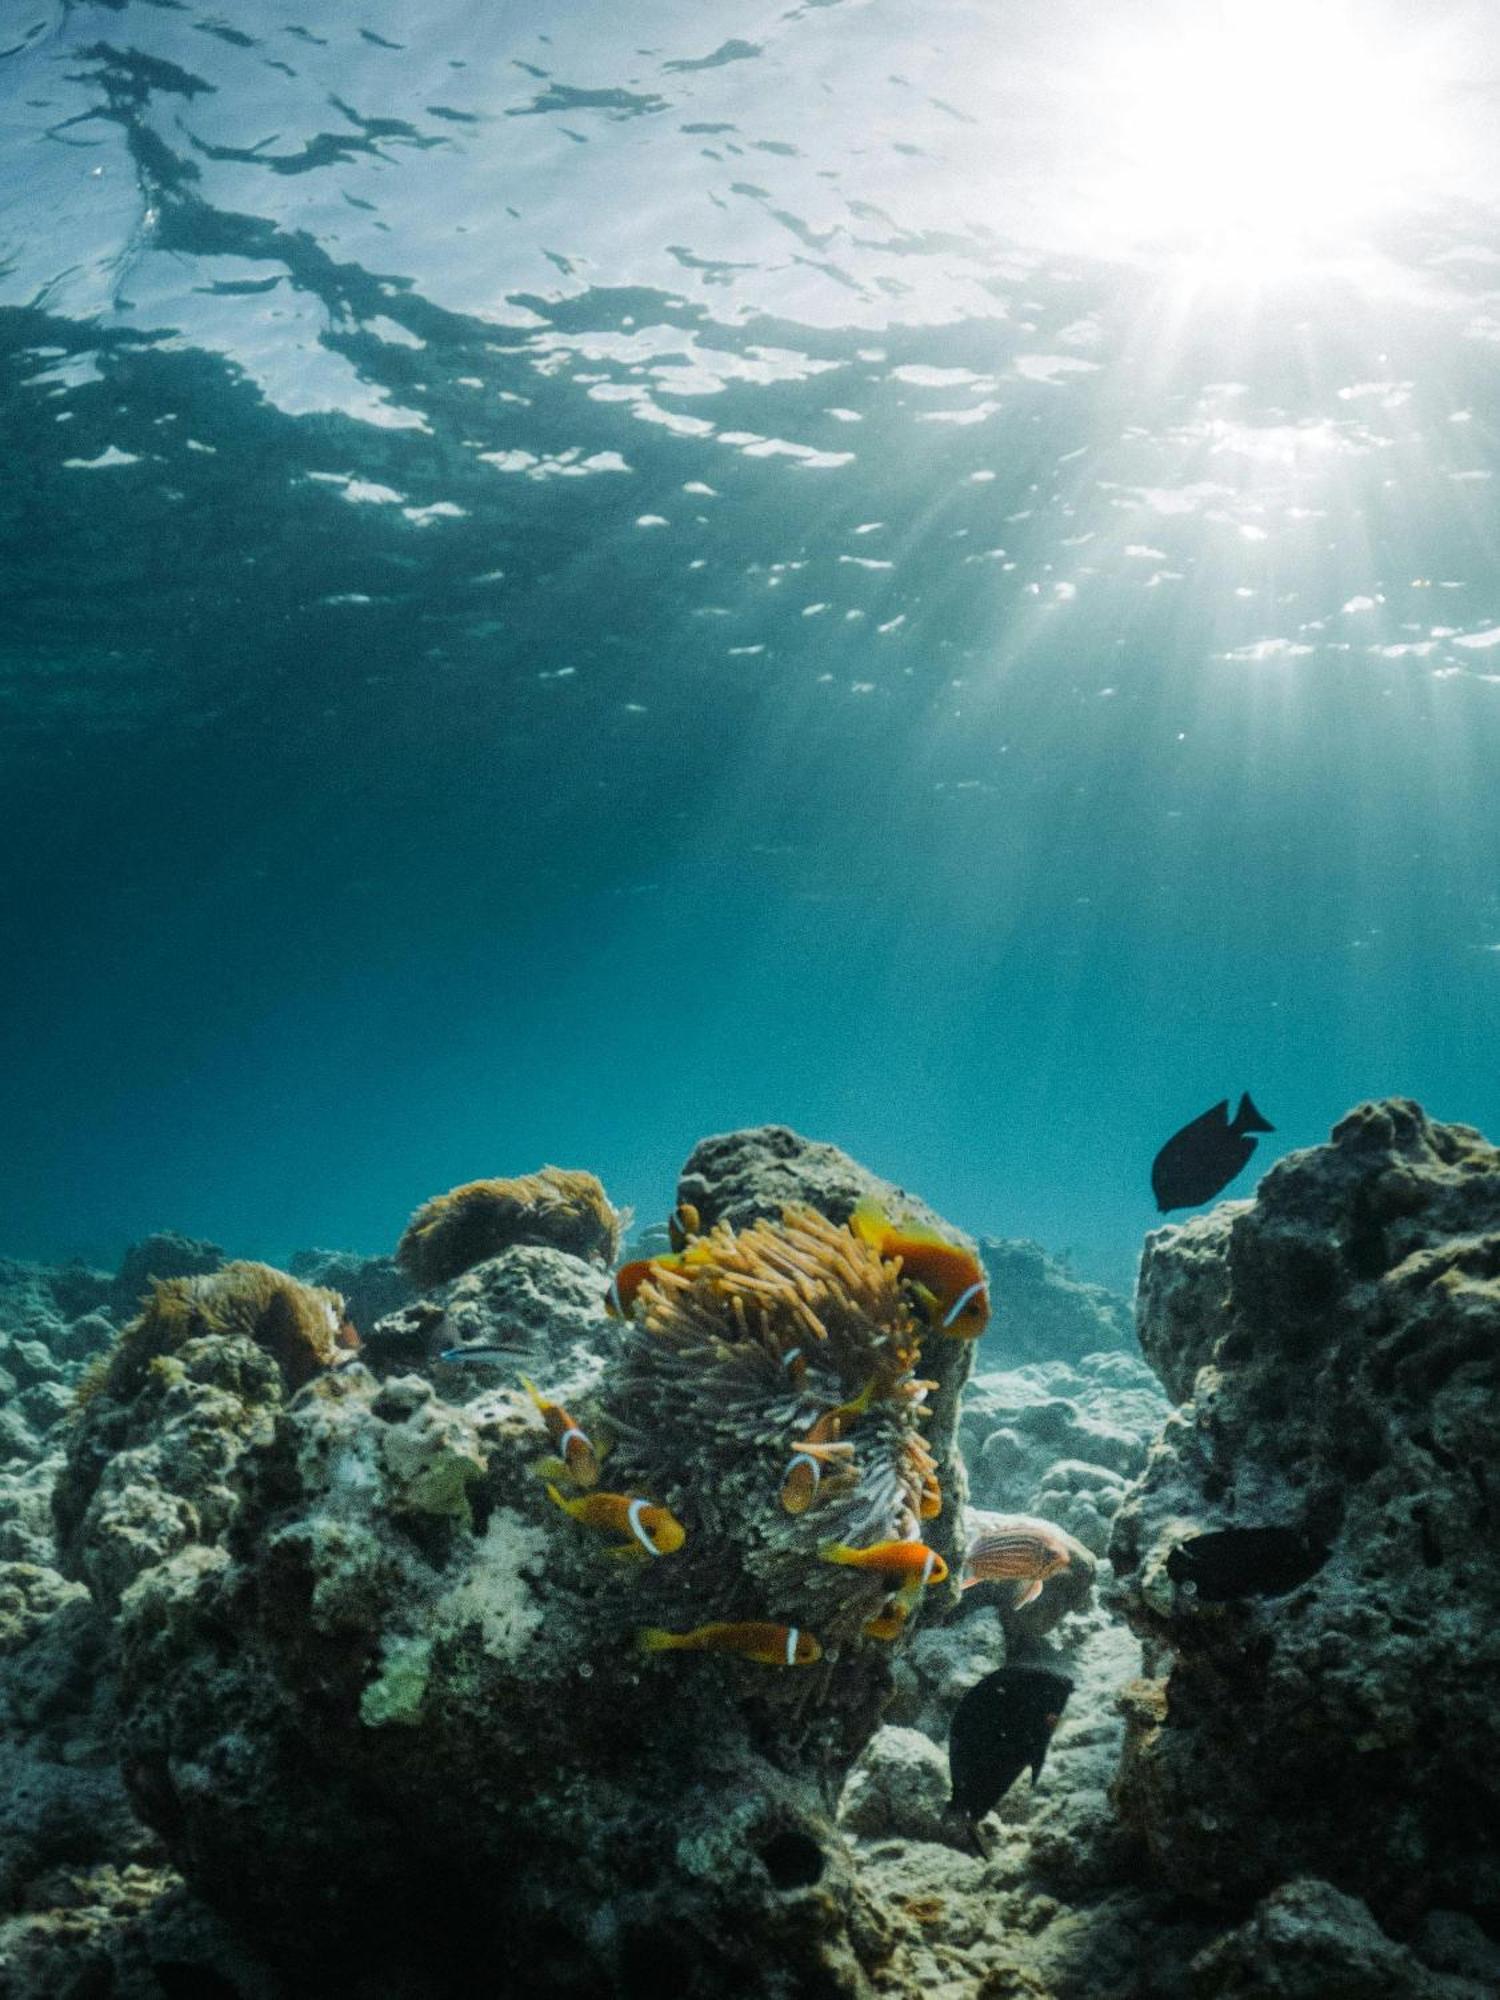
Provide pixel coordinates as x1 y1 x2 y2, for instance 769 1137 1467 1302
397 1167 625 1287
602 1206 947 1662
106 1261 349 1397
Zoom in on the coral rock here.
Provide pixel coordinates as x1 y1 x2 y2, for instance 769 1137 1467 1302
1187 1877 1493 1999
838 1725 953 1842
1111 1099 1500 1927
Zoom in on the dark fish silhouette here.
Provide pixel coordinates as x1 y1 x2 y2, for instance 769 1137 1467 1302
948 1664 1073 1822
1151 1093 1274 1211
1166 1527 1329 1601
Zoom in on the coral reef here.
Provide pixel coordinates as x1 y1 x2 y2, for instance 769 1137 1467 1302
4 1107 1497 1997
673 1126 983 1585
396 1166 624 1287
679 1125 965 1242
962 1353 1168 1555
1111 1099 1500 1928
1187 1877 1496 1999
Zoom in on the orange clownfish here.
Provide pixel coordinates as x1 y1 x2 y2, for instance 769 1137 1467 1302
605 1258 667 1319
636 1621 822 1667
518 1374 599 1489
545 1484 686 1560
777 1376 877 1515
777 1439 854 1516
604 1241 718 1318
848 1202 991 1340
819 1538 949 1585
862 1595 912 1642
861 1544 944 1640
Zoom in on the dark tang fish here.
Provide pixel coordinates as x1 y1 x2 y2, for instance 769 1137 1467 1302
1151 1093 1274 1212
948 1664 1073 1822
1166 1526 1329 1601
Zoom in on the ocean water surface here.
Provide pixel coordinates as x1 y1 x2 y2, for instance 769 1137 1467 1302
3 0 1499 1280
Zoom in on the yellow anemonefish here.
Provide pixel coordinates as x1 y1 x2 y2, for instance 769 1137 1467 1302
961 1516 1072 1606
518 1374 599 1490
819 1538 949 1585
636 1621 822 1667
545 1484 685 1559
666 1201 701 1253
848 1201 992 1340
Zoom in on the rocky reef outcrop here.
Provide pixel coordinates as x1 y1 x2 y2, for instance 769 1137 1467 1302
37 1134 996 1996
1111 1099 1500 1930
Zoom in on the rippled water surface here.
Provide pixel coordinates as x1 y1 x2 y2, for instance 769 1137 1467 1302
4 0 1499 1273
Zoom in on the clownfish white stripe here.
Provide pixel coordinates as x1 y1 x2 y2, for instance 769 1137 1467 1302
785 1626 800 1667
788 1451 821 1489
942 1280 987 1327
558 1426 587 1456
627 1497 658 1555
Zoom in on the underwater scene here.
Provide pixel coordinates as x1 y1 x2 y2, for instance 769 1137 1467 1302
2 0 1499 1993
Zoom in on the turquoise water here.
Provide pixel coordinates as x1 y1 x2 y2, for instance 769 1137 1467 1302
3 0 1498 1282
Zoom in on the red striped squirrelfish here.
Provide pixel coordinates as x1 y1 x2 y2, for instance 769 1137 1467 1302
847 1201 991 1339
545 1484 686 1560
519 1373 599 1489
819 1538 949 1585
637 1621 822 1667
961 1515 1073 1607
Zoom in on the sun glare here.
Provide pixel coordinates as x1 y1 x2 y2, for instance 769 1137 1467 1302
1092 0 1444 276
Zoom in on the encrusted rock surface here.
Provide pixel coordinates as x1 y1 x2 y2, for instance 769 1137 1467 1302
963 1354 1168 1556
1111 1099 1500 1928
679 1126 965 1241
35 1140 992 1996
1186 1877 1494 1999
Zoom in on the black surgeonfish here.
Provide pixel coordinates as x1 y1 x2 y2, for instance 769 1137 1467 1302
948 1664 1073 1822
1166 1526 1329 1601
1151 1093 1274 1211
